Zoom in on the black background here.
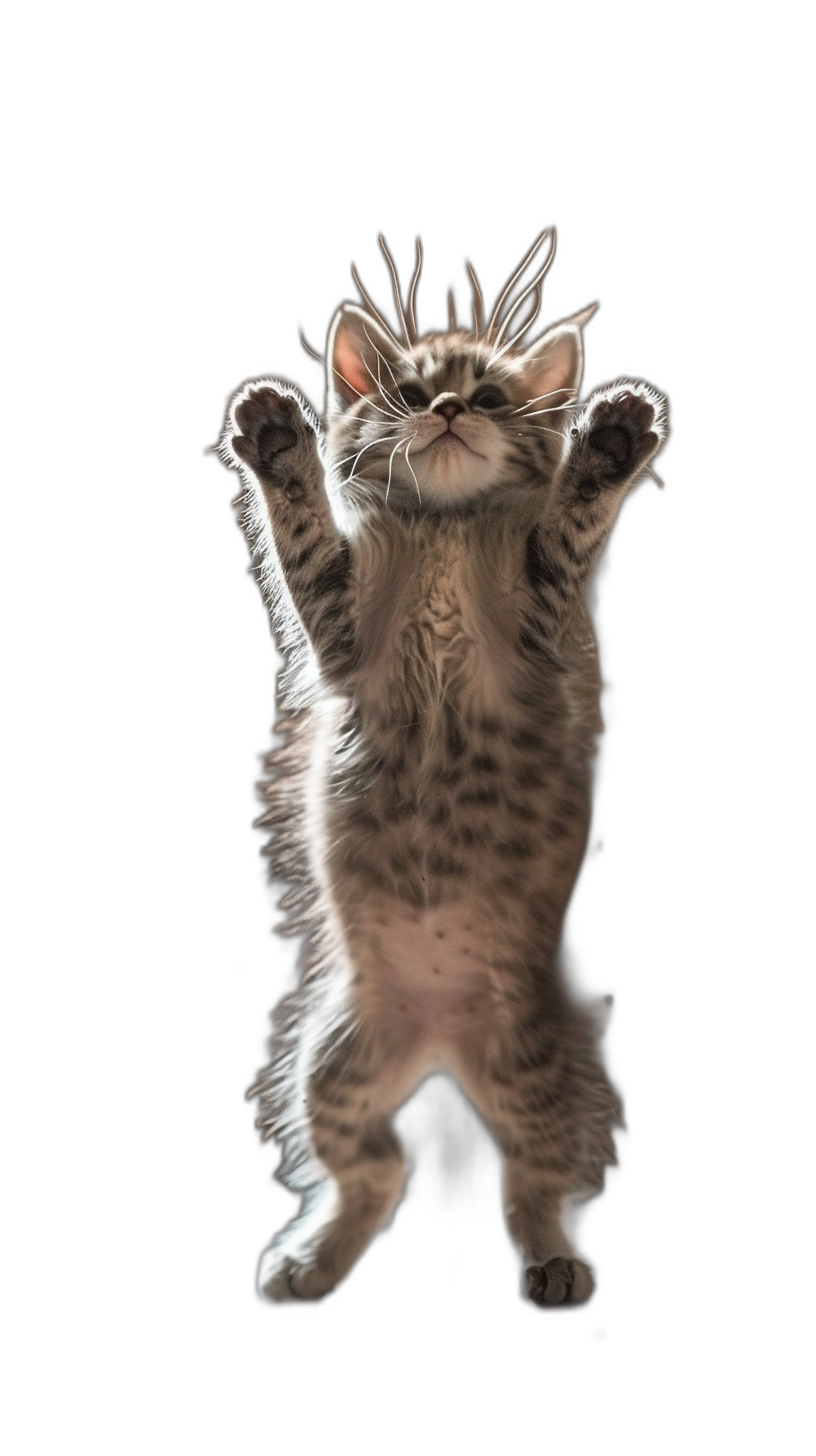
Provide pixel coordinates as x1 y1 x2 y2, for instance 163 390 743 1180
169 182 722 1374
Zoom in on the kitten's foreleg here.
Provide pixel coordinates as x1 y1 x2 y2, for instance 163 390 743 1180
222 383 356 677
531 381 668 618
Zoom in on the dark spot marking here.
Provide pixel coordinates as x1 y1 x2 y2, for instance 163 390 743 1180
507 799 539 822
427 851 466 876
547 819 571 841
526 528 568 592
438 768 463 787
288 541 317 570
514 763 544 789
314 543 352 595
472 753 499 774
511 729 543 751
351 811 380 831
558 529 583 566
445 716 466 759
496 836 534 858
520 627 544 654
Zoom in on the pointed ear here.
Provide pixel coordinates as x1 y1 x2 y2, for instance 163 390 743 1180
326 303 402 410
518 303 598 406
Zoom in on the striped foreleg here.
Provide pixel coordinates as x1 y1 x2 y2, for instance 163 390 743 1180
223 382 356 677
526 381 668 629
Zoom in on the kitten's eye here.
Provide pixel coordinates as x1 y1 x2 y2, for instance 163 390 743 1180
399 384 430 410
470 386 508 411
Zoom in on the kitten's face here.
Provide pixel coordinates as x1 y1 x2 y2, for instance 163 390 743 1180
324 275 591 514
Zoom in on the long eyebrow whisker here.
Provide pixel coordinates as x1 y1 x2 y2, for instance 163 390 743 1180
486 228 553 342
379 235 410 344
299 330 325 363
351 264 403 348
499 283 542 353
407 238 423 342
492 231 557 349
466 262 484 335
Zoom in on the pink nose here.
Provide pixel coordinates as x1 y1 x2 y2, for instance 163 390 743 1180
433 398 465 422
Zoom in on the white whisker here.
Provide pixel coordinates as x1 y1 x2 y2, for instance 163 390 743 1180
358 351 405 421
403 432 421 504
334 432 401 473
385 435 406 506
512 387 576 414
520 402 578 419
360 324 411 418
331 366 401 421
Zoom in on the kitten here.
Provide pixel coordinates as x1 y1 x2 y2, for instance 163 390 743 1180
218 232 668 1306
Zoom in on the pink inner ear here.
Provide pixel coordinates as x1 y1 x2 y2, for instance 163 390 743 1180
333 326 371 401
524 327 582 406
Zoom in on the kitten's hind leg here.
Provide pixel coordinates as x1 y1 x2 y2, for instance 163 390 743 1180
256 1018 418 1302
456 994 621 1307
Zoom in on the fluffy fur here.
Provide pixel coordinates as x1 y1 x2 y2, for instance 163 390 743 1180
218 232 668 1306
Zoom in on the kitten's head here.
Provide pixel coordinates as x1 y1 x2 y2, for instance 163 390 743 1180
323 232 596 514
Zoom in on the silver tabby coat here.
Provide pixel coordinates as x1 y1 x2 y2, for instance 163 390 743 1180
219 233 668 1306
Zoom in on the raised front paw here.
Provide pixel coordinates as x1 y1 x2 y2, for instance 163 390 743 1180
571 381 667 499
222 383 320 493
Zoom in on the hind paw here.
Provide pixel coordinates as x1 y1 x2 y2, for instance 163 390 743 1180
524 1256 595 1307
257 1245 338 1302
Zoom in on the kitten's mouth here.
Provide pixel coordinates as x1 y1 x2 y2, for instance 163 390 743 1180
419 427 485 461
